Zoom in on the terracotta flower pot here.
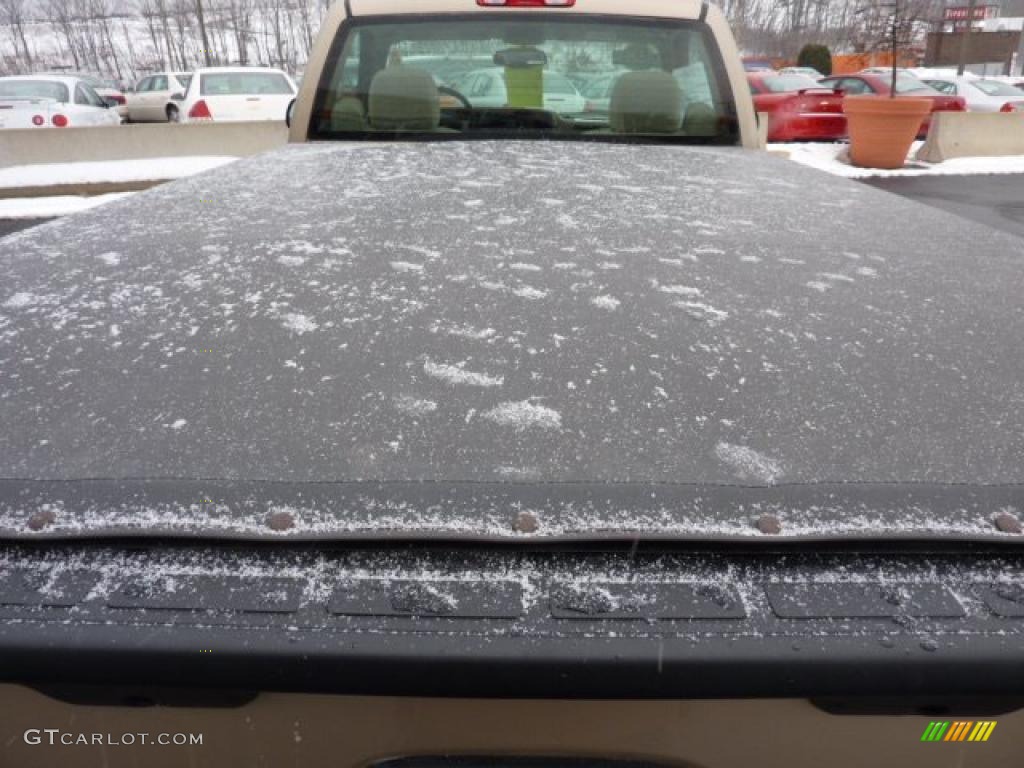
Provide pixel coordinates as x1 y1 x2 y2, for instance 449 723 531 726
843 95 932 170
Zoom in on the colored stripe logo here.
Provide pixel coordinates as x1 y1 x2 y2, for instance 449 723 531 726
921 721 996 742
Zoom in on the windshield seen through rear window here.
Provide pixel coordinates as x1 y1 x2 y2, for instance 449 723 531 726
311 16 737 143
760 74 823 93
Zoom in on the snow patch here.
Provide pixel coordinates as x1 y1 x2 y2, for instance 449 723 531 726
590 295 621 311
393 395 439 416
483 401 562 432
512 285 548 300
715 442 784 484
658 284 703 297
281 313 319 335
674 301 728 325
3 292 36 308
424 359 503 388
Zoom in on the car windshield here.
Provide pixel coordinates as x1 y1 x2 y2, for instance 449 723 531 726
311 15 737 144
973 79 1024 96
760 74 823 93
0 79 69 102
894 76 938 95
200 72 294 96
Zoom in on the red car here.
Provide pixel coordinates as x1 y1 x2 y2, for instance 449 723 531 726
747 72 845 141
818 73 966 138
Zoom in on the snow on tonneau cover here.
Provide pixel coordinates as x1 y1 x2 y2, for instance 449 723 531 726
1 142 1023 541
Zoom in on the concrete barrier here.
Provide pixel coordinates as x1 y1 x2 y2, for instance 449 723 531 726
0 122 289 169
916 112 1024 164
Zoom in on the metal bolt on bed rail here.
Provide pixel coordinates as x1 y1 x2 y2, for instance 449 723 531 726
513 511 539 534
755 514 782 535
26 509 56 531
266 511 295 532
994 513 1023 534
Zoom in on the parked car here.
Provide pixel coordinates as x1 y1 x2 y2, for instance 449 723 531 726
747 72 845 141
819 73 966 137
858 67 920 78
742 56 775 72
0 74 121 129
180 66 298 122
51 73 130 119
401 55 495 88
451 67 587 115
125 71 193 122
84 74 127 119
569 65 717 129
922 76 1024 112
778 65 824 79
577 69 626 117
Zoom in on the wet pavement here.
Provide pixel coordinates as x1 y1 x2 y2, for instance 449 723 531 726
0 218 52 238
863 175 1024 241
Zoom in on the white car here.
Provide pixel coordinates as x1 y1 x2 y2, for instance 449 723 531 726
180 67 297 123
858 67 920 79
451 67 586 115
126 72 193 123
778 66 823 79
922 75 1024 113
0 75 121 129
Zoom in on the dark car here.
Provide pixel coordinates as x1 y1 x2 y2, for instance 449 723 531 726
819 73 967 138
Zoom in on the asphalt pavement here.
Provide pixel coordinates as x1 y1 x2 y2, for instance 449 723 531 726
0 218 52 238
863 175 1024 241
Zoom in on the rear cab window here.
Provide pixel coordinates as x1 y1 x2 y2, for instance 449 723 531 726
309 13 739 144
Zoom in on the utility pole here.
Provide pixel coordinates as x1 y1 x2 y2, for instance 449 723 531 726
957 0 978 75
891 0 899 94
196 0 213 66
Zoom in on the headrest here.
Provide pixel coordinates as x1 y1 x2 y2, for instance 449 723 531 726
682 102 720 136
331 96 366 131
609 71 683 134
368 66 440 131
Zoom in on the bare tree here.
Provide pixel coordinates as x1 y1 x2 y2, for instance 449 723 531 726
0 0 33 69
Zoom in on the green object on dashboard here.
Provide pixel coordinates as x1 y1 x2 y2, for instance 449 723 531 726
495 46 546 109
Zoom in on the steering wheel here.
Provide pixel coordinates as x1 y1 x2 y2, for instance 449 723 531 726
438 85 472 110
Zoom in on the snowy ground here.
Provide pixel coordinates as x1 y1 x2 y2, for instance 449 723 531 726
0 193 133 219
3 145 1024 223
772 141 1024 179
0 156 239 192
0 155 240 220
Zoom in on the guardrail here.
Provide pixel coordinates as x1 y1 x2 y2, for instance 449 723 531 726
0 122 289 169
916 112 1024 164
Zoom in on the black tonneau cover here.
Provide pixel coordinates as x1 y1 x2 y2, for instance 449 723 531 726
1 142 1023 541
